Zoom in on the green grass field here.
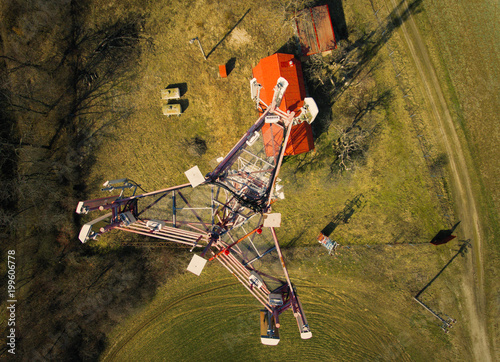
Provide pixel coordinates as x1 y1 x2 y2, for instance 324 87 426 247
103 246 469 361
404 1 500 357
82 0 498 360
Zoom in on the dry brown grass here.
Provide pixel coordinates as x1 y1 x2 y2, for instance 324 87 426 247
0 0 471 359
92 0 475 359
85 0 296 192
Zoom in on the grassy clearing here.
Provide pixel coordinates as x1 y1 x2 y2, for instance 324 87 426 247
275 45 448 247
85 0 449 247
411 0 500 240
85 0 478 360
85 0 292 193
406 1 500 357
103 246 470 361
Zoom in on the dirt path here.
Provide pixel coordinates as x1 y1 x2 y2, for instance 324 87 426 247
385 0 492 360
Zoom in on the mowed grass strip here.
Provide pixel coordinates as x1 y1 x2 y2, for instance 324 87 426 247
403 0 500 356
102 269 241 361
103 246 469 361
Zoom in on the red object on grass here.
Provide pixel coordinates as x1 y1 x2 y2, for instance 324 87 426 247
219 64 227 78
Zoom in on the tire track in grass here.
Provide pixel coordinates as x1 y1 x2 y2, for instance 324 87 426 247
383 0 491 360
304 287 412 361
102 282 239 361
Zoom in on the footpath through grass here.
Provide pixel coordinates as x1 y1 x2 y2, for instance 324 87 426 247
404 1 500 358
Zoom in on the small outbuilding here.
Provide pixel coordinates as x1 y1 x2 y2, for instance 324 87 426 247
252 53 314 157
294 5 336 57
162 103 182 116
161 88 180 100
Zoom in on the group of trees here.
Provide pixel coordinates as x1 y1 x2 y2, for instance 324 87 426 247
331 88 391 171
291 0 424 173
0 1 180 360
0 0 417 358
294 36 391 173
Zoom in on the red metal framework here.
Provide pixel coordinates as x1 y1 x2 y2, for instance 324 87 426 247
76 77 313 344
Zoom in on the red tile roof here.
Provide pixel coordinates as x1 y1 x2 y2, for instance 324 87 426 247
285 122 314 155
252 53 306 114
253 53 315 156
262 122 315 157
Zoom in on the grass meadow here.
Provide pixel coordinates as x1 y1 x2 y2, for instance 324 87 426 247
78 0 497 360
402 0 500 357
103 246 469 361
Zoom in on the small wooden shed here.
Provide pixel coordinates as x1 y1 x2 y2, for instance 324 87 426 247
294 5 336 56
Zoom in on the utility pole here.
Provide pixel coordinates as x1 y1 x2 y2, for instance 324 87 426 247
189 37 207 60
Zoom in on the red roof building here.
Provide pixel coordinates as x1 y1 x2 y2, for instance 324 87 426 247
252 53 306 114
252 53 314 157
286 121 314 155
294 5 336 56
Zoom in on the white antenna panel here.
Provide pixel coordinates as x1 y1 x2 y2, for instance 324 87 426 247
302 97 319 124
273 77 289 107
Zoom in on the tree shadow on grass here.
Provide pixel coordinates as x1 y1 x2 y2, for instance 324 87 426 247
320 194 365 237
285 87 392 174
284 229 307 249
278 0 422 174
300 0 424 137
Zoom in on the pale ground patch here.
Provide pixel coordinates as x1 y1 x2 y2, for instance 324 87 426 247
228 28 252 47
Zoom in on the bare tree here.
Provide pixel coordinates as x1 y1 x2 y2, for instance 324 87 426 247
333 124 375 171
0 3 164 360
331 89 391 172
